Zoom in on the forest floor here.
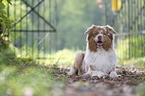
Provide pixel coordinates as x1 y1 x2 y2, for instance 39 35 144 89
53 65 145 96
0 48 145 96
0 58 145 96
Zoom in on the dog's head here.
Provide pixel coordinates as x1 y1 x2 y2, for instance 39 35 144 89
85 24 116 52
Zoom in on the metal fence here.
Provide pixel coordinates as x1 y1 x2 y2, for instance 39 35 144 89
5 0 145 66
104 0 145 68
7 0 57 60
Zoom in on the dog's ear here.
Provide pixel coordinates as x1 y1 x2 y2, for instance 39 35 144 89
106 25 116 34
84 24 96 34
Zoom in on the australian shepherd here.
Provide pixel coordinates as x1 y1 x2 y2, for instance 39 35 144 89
68 25 118 77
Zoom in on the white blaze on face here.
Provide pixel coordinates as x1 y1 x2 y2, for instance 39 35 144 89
98 30 103 34
96 29 104 46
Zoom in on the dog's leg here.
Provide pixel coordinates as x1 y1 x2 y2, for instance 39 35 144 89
109 69 118 77
68 51 85 75
68 63 77 75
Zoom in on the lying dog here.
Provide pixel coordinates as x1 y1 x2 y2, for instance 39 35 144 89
68 25 118 77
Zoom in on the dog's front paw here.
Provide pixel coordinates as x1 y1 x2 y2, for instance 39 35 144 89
110 71 118 78
68 67 77 75
91 71 105 77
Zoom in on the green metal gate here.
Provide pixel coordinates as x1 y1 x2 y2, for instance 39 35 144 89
7 0 57 59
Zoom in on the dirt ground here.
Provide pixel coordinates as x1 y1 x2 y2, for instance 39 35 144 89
53 66 145 96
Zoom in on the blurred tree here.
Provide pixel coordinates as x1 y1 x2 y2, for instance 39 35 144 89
57 0 105 50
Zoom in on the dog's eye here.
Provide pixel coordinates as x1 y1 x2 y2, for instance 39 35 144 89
108 29 112 31
94 33 98 35
103 33 106 35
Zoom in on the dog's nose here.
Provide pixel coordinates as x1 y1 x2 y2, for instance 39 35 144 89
98 36 102 40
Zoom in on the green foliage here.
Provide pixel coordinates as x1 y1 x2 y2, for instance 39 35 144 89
0 0 13 36
0 0 12 4
0 37 8 50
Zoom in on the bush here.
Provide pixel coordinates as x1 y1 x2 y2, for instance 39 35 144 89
0 1 13 35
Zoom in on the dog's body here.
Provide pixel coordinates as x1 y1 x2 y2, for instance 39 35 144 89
68 25 118 77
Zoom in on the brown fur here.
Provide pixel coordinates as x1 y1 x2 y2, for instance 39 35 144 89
102 35 112 51
72 51 85 75
87 26 113 52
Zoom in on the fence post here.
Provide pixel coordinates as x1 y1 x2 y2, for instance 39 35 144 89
127 0 130 59
104 0 107 25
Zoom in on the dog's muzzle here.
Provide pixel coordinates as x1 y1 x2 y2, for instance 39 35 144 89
96 35 103 46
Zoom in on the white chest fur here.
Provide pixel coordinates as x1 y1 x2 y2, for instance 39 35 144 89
84 48 118 74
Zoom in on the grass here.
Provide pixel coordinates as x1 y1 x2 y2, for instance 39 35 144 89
0 47 66 96
117 57 145 69
55 49 76 66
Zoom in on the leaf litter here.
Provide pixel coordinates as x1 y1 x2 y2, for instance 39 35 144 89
51 66 145 96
